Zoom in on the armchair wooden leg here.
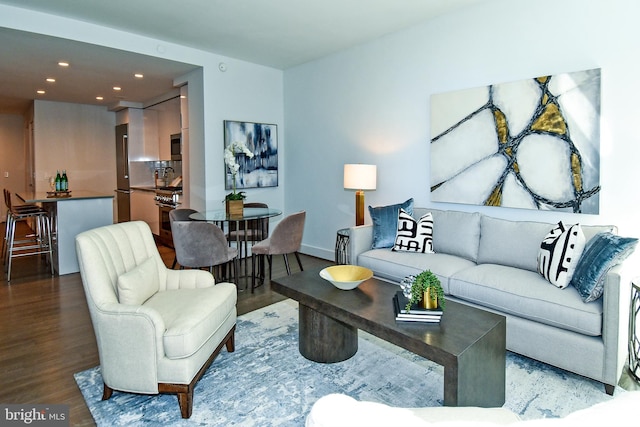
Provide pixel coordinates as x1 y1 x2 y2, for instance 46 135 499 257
102 383 113 400
226 329 235 352
177 388 194 419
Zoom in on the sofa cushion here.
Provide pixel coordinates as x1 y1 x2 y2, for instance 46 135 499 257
536 222 585 289
392 209 434 253
571 232 638 303
424 209 481 262
449 264 603 336
116 256 159 305
369 198 413 249
144 285 237 359
477 216 613 273
358 249 476 293
477 216 555 272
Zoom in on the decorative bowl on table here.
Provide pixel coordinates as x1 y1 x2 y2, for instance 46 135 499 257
319 265 373 290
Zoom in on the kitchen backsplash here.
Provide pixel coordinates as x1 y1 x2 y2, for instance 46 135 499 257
129 160 182 187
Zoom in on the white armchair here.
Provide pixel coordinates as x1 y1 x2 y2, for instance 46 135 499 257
75 221 237 418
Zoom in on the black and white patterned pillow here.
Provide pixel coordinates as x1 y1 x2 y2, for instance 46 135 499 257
537 221 585 288
392 209 435 253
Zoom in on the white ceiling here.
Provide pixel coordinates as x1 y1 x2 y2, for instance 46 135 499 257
0 0 485 114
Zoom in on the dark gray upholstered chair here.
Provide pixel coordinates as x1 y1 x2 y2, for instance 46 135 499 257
227 202 269 262
251 211 306 293
171 220 238 283
169 208 197 269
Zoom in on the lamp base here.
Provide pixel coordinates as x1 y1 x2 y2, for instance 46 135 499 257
355 190 365 226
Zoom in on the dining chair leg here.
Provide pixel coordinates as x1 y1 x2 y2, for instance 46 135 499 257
251 254 256 292
171 256 178 269
232 258 239 286
267 255 273 281
283 254 291 276
294 252 304 271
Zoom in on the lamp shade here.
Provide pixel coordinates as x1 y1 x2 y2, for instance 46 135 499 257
344 164 377 190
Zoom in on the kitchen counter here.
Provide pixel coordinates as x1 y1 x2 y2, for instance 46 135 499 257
18 190 114 203
17 191 114 276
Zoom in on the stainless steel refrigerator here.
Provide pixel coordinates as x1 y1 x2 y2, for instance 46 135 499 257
115 123 130 222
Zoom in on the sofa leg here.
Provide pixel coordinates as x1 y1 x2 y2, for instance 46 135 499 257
177 389 194 419
102 383 113 400
604 383 615 395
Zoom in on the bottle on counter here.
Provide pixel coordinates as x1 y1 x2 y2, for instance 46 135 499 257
55 170 61 191
62 170 68 191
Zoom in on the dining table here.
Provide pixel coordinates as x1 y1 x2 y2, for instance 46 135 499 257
189 207 282 287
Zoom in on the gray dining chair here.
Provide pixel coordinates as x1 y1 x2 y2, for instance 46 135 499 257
251 211 306 293
171 220 238 283
169 208 197 269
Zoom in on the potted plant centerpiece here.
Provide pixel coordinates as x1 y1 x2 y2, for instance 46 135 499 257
406 270 445 311
224 140 254 215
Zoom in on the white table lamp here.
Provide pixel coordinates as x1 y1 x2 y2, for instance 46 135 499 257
344 164 377 226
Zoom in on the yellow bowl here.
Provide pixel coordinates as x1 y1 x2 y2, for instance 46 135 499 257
319 265 373 290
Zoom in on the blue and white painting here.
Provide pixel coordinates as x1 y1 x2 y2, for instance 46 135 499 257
430 68 601 214
224 120 278 189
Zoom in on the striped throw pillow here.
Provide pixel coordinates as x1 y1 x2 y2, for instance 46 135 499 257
537 221 586 288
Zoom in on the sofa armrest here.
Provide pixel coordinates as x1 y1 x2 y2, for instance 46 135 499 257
164 268 216 290
601 262 633 388
93 302 166 394
348 225 373 266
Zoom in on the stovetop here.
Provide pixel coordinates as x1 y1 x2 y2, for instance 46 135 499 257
156 186 182 193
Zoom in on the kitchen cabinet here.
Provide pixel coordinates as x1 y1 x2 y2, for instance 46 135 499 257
126 108 159 161
130 189 158 235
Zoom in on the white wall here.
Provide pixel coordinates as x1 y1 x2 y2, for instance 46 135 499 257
33 100 116 194
285 0 640 260
0 4 285 216
0 113 26 222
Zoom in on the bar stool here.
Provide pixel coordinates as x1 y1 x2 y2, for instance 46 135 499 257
3 189 54 282
2 189 42 259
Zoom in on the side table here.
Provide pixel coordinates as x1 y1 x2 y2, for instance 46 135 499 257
629 279 640 381
335 228 350 265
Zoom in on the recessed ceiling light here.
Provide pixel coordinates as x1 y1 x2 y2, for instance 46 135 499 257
58 61 69 67
113 86 121 91
46 78 56 83
134 73 144 78
96 96 104 101
36 90 45 94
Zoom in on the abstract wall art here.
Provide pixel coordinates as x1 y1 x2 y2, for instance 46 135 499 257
224 120 278 190
430 68 601 214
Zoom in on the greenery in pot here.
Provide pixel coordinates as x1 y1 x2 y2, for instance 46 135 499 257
405 270 445 312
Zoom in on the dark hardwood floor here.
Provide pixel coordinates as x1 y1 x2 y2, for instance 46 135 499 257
0 221 332 426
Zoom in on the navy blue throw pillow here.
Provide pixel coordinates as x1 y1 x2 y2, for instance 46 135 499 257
368 198 414 249
570 232 638 303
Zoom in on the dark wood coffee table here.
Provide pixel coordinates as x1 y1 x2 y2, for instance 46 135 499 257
271 268 506 407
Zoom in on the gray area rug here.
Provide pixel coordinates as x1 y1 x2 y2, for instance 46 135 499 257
74 300 621 426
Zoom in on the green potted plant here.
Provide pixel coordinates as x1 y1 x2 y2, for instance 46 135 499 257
406 270 445 312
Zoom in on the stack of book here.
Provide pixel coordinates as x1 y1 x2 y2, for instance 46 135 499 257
393 291 443 323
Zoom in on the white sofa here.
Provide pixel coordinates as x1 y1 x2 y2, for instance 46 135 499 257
349 207 636 394
306 391 640 427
